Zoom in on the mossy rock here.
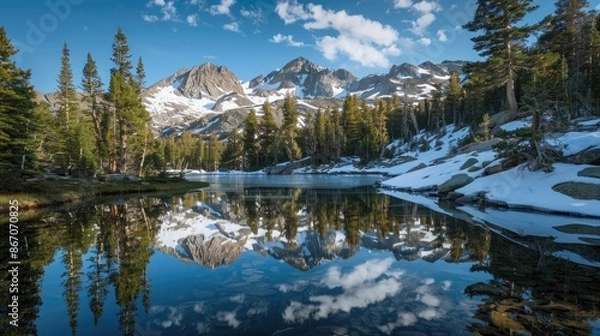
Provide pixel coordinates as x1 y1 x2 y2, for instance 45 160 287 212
460 158 479 170
578 167 600 179
552 182 600 200
468 166 482 172
438 174 474 193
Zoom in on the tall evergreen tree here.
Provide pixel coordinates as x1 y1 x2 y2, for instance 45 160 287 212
221 128 244 170
57 43 78 131
110 27 133 78
281 94 301 161
107 28 151 175
341 95 360 156
464 0 541 119
135 57 146 95
0 26 38 188
81 53 106 169
243 110 260 170
258 101 278 166
446 71 463 126
540 0 589 115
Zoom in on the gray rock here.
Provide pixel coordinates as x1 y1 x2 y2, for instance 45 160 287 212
458 138 503 154
552 182 600 200
445 191 465 201
407 162 428 173
176 235 246 268
564 147 600 165
460 157 479 170
438 174 474 193
578 167 600 179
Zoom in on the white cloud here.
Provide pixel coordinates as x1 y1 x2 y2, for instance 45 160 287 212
223 22 240 33
282 278 402 323
412 0 440 13
143 0 179 23
269 33 306 47
275 0 311 24
409 1 441 36
275 1 406 68
418 37 431 46
378 312 418 335
186 14 198 26
323 258 394 290
216 311 240 328
210 0 236 16
394 0 412 9
282 259 404 323
437 29 448 42
148 0 165 6
142 14 159 22
240 7 264 25
411 12 435 36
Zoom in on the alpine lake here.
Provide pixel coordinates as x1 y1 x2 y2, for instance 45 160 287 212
2 175 599 336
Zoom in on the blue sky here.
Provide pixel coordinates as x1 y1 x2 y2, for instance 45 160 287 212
0 0 591 93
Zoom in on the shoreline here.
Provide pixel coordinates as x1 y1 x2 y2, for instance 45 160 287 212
0 178 209 214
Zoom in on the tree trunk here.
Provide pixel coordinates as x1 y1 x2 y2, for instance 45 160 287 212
506 77 518 119
138 131 148 177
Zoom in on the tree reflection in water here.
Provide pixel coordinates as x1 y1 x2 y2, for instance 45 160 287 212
1 186 598 336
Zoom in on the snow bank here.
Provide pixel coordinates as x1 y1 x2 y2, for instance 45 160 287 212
456 163 600 217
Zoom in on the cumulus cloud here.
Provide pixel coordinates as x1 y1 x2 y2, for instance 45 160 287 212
223 22 241 33
240 7 264 25
275 1 406 68
216 311 240 328
394 0 412 9
143 0 179 23
143 14 159 22
270 33 306 47
323 258 395 290
186 14 198 26
418 37 431 46
378 312 418 335
409 1 441 36
282 278 402 323
437 29 448 42
210 0 236 16
282 258 404 323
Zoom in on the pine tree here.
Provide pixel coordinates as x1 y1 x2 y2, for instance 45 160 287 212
57 43 78 132
464 0 541 119
540 0 589 115
135 57 146 95
221 128 244 170
0 26 38 188
341 95 360 156
111 27 133 78
281 94 301 161
81 52 106 169
258 101 278 166
446 71 463 126
205 134 222 171
243 110 260 170
107 28 151 175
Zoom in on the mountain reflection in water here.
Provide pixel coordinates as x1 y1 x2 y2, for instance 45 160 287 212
1 178 598 336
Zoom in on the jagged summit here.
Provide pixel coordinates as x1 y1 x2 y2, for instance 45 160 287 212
247 56 356 98
139 57 465 130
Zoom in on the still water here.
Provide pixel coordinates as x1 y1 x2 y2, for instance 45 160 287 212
1 175 599 336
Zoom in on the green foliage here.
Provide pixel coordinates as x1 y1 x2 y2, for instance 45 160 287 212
243 110 260 170
0 26 39 189
221 128 244 170
464 0 542 116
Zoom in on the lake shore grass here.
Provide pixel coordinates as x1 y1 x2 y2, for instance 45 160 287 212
0 177 208 213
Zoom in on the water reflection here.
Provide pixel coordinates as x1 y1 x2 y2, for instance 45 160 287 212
0 182 598 336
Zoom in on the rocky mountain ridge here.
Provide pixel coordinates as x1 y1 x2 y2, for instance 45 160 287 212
141 57 465 132
36 57 466 135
